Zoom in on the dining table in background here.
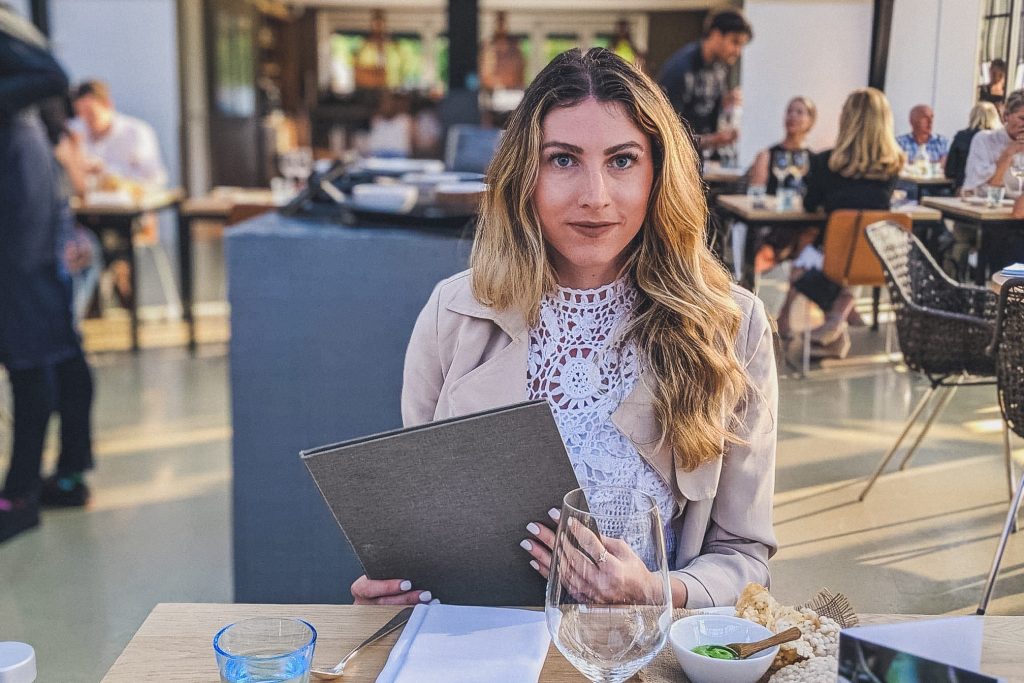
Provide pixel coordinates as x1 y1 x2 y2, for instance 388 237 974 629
100 603 1024 682
72 188 185 352
898 173 955 201
178 187 277 350
715 194 943 289
921 196 1022 285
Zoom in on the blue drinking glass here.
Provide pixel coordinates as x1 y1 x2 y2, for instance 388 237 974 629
214 617 316 683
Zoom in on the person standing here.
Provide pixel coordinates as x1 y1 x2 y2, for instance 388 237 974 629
0 7 95 543
979 58 1007 110
657 7 752 155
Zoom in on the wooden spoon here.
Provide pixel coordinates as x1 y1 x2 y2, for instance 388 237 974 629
725 626 802 659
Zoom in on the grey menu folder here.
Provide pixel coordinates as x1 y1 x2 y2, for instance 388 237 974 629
301 400 580 606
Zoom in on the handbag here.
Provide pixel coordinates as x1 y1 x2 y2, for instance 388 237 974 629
793 268 842 312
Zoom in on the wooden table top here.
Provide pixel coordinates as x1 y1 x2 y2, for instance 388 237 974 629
71 188 185 216
899 174 955 186
922 196 1019 221
716 194 942 223
181 187 277 218
100 603 1024 682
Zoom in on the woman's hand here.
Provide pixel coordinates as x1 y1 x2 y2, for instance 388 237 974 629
350 575 433 605
520 510 662 604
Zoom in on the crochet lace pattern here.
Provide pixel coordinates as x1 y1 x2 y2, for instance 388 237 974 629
528 276 676 561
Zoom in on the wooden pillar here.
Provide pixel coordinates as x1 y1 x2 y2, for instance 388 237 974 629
869 0 895 91
447 0 479 90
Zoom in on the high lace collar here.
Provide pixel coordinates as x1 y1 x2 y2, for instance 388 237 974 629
551 275 634 308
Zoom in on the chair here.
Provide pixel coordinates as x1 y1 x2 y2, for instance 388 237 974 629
858 222 999 501
977 278 1024 614
792 211 911 376
444 124 502 174
822 210 912 329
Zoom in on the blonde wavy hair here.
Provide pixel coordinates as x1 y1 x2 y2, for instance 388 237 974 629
828 87 905 180
968 101 1000 130
471 48 748 471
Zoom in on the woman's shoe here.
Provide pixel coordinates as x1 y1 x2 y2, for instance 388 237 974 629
811 328 851 360
0 496 40 544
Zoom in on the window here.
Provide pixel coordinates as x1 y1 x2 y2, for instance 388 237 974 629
329 31 433 94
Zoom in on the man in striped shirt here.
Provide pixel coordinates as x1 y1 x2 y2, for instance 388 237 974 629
896 104 949 164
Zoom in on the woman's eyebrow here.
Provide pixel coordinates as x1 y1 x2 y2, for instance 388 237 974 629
540 141 645 155
541 141 584 154
604 142 644 155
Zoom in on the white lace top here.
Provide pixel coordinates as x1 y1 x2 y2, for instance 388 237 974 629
527 277 677 560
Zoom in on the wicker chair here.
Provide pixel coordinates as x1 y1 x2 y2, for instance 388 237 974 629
978 278 1024 614
858 222 999 501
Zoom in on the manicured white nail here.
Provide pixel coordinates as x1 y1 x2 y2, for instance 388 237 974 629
548 508 561 521
400 580 412 591
520 539 533 551
526 523 541 535
419 591 432 602
429 598 440 605
529 560 540 571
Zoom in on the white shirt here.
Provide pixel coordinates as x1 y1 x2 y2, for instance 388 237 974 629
963 128 1019 196
71 112 168 187
527 277 677 562
367 113 413 157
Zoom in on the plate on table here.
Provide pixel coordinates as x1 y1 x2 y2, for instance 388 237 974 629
357 158 446 176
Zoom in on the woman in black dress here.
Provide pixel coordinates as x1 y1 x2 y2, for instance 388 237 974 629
799 87 905 358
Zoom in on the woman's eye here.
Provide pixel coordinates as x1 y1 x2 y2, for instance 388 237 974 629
552 154 574 168
611 155 635 169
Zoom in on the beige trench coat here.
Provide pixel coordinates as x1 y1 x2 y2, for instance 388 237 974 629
402 269 778 608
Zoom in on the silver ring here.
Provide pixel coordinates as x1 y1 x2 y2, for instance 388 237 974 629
597 549 608 564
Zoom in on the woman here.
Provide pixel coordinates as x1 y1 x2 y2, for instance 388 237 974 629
945 101 1001 192
351 48 777 609
746 97 818 320
979 58 1007 110
749 96 817 194
799 87 905 358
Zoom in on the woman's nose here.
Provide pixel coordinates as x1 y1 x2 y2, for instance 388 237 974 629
578 169 611 208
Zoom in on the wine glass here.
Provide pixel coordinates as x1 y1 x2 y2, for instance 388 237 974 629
545 486 672 683
771 150 791 190
1010 153 1024 196
789 150 810 182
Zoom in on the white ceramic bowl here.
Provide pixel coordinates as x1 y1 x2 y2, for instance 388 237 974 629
669 614 779 683
350 183 418 213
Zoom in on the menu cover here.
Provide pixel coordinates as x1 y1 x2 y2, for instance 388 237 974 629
838 617 1003 682
301 400 580 606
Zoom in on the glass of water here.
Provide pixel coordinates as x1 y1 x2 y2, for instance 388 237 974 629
214 617 316 683
545 487 672 683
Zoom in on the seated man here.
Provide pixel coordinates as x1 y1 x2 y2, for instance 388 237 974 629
962 89 1024 272
896 104 948 167
71 79 166 188
70 79 168 307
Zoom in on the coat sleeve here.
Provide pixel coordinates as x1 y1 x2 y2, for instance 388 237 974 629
401 282 446 428
671 296 779 607
0 11 69 118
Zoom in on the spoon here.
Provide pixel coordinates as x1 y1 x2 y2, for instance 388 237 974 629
724 625 802 659
310 607 414 680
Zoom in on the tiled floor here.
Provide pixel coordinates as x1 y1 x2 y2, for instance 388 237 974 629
0 266 1022 681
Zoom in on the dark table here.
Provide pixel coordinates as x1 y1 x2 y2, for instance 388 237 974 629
73 189 185 352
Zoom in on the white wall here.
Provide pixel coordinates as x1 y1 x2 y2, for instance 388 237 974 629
48 0 181 187
739 0 874 167
885 0 982 140
6 0 31 18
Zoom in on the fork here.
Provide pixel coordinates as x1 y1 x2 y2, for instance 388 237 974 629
309 607 414 680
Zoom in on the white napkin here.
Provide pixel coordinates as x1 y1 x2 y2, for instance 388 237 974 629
1001 262 1024 276
375 604 551 683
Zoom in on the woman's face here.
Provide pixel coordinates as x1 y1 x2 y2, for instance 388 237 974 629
784 100 813 137
533 98 654 288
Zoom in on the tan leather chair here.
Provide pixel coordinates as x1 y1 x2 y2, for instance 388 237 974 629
822 210 913 328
